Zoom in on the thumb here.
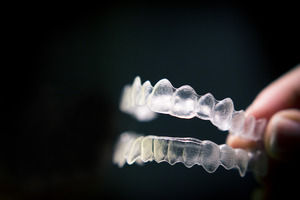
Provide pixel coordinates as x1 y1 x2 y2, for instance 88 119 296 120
265 109 300 160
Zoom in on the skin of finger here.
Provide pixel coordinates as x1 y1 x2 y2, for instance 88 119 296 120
264 109 300 160
246 65 300 120
226 134 258 149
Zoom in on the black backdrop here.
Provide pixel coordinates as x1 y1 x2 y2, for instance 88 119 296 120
3 2 299 200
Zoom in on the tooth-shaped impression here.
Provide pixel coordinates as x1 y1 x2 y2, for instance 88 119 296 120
127 136 143 165
199 141 220 173
219 144 235 169
241 116 255 139
131 76 142 107
113 132 267 177
196 93 215 120
252 118 267 141
153 138 169 162
113 132 139 168
235 149 249 177
147 79 174 113
120 77 157 121
230 110 246 135
120 76 267 141
141 136 154 162
168 140 185 164
170 85 197 118
136 81 153 106
212 98 234 131
183 141 202 168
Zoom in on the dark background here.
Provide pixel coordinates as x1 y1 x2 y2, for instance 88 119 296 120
3 2 299 200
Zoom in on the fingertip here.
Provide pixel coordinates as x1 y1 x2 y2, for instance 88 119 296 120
265 109 300 160
225 134 236 146
226 134 258 149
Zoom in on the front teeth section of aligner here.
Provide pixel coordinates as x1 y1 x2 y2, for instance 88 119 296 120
120 76 266 141
113 132 267 177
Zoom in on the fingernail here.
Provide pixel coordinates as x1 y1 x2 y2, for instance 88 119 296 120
269 116 300 159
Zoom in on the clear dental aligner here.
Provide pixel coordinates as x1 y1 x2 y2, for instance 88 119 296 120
113 132 267 177
120 76 267 141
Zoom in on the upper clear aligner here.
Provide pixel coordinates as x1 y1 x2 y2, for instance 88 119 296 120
120 76 267 141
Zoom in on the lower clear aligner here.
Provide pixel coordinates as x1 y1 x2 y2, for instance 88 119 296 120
113 132 267 177
120 76 267 141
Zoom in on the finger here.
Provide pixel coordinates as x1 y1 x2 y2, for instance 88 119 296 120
226 134 258 149
246 65 300 120
264 109 300 160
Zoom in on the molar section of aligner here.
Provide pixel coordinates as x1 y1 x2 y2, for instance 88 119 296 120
199 141 220 173
127 136 144 165
167 140 185 165
212 98 234 131
234 149 249 177
219 144 236 170
196 93 215 120
153 137 169 163
182 141 202 168
147 79 175 114
170 85 198 118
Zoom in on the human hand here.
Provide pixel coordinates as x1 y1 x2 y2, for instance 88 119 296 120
226 65 300 199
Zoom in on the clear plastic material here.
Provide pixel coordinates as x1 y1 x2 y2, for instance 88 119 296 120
113 132 267 177
116 76 268 177
120 76 267 141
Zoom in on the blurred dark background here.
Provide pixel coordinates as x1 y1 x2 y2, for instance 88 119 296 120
2 2 299 200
